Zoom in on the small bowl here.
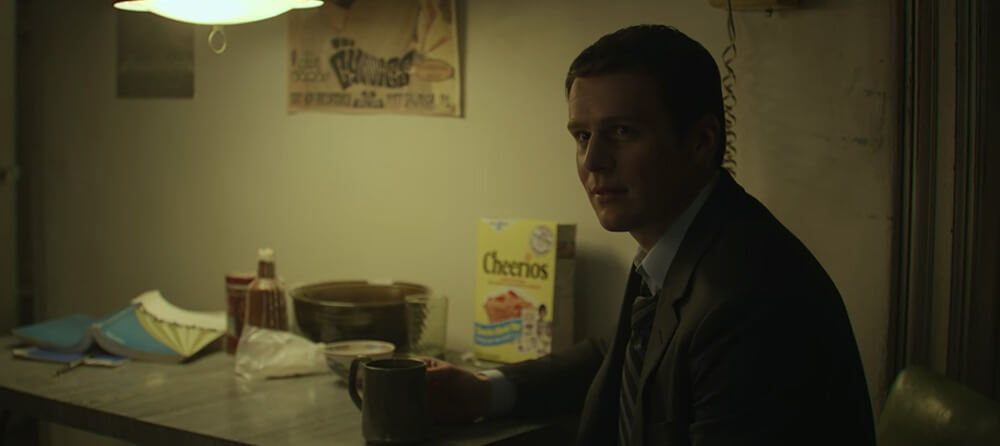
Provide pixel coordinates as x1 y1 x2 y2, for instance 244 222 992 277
324 340 396 379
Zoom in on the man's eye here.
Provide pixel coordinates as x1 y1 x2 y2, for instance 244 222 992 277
574 132 591 143
614 126 631 137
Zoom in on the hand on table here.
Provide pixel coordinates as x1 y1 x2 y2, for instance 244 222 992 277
421 357 492 423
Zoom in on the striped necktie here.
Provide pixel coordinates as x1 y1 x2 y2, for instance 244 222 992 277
618 278 657 446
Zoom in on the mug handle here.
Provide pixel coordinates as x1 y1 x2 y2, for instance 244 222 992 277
348 356 372 411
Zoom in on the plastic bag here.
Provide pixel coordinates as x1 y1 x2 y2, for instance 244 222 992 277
234 325 330 381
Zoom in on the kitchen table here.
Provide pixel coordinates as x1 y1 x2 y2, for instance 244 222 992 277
0 337 574 445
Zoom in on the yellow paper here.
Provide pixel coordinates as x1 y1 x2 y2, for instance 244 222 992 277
287 0 461 116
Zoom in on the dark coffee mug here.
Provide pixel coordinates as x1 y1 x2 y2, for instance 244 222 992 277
349 357 430 444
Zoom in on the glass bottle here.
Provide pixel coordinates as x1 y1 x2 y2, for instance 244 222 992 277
244 248 288 330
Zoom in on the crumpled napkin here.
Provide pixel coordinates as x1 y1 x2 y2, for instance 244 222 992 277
234 325 330 381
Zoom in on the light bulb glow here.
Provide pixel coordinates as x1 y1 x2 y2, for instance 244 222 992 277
294 1 324 8
113 0 323 25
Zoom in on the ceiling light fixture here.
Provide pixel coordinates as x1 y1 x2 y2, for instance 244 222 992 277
114 0 323 53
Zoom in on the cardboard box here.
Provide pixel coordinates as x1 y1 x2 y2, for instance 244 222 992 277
473 219 575 362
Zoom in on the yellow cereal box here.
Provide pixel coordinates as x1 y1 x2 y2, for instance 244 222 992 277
474 218 576 363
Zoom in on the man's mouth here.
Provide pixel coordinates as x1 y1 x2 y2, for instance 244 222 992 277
591 187 627 202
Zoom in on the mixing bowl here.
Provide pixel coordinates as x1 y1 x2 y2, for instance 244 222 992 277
291 280 428 349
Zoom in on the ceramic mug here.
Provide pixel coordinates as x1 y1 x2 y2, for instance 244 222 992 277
348 357 430 444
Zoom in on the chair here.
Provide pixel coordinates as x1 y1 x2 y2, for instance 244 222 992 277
878 365 1000 446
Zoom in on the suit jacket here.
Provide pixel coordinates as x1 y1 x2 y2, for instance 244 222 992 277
499 171 876 445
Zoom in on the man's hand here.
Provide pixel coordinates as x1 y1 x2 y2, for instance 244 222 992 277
421 357 492 423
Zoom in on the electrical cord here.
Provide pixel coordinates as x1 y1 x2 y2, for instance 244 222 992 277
721 0 738 175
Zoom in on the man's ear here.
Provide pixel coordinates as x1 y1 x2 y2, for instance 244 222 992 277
689 114 721 166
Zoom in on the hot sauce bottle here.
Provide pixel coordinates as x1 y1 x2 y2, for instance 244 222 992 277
244 248 288 331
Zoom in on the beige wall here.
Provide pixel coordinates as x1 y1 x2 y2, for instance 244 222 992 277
22 1 897 436
733 0 898 405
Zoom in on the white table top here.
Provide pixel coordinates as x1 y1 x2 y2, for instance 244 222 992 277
0 337 571 445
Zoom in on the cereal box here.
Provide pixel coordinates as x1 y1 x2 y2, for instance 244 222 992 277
474 218 576 363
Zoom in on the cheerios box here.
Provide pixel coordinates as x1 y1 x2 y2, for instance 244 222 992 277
474 218 576 363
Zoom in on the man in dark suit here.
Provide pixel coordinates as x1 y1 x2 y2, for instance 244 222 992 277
425 25 875 445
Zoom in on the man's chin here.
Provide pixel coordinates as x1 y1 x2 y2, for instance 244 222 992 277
595 216 632 233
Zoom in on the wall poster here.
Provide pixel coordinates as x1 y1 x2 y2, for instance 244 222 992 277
117 13 194 98
288 0 461 116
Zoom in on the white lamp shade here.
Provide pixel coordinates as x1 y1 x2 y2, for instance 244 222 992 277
114 0 323 25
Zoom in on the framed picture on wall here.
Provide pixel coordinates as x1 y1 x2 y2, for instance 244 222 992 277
287 0 461 117
116 12 194 99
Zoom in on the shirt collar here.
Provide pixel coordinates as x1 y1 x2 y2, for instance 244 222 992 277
633 171 719 294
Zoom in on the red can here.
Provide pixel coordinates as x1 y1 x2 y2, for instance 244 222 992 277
225 273 256 354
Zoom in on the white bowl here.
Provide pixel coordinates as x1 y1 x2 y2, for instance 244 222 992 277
324 340 396 379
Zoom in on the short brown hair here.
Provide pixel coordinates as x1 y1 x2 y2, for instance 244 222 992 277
566 25 725 165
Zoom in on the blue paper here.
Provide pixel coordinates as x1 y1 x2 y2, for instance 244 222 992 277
12 314 99 353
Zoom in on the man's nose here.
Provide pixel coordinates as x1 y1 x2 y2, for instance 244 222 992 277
583 139 614 171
